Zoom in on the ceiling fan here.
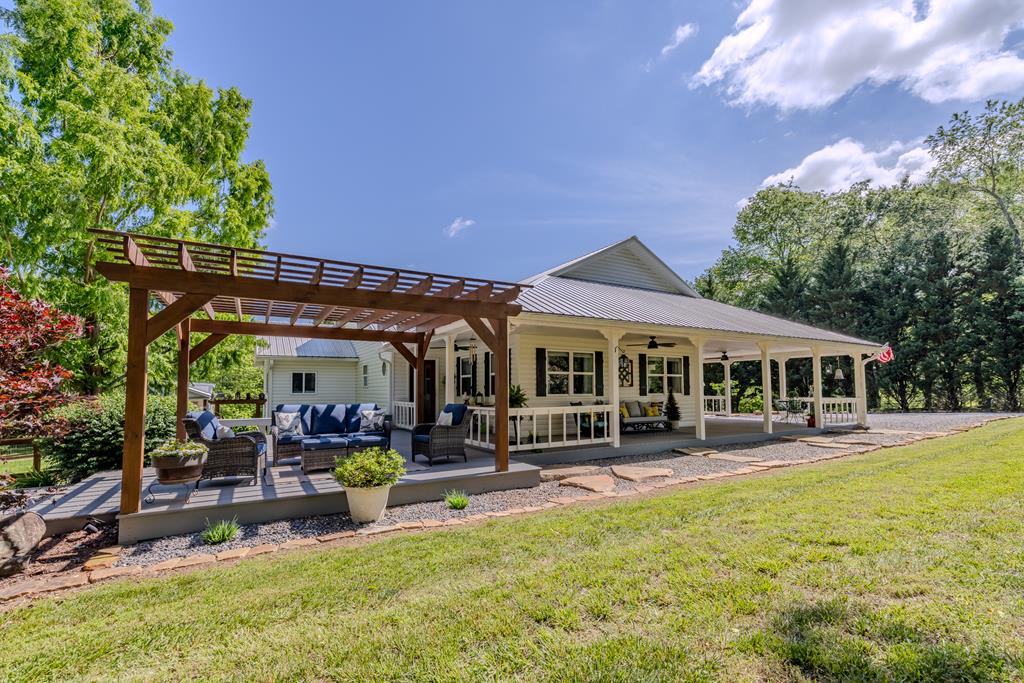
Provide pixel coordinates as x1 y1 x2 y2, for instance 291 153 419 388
454 339 477 352
627 336 677 350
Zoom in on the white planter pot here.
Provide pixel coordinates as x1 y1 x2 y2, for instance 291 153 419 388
345 484 391 523
669 420 681 430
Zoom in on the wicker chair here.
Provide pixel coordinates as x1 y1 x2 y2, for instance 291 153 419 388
412 404 474 466
182 411 266 484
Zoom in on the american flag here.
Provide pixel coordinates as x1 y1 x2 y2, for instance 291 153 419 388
878 345 894 363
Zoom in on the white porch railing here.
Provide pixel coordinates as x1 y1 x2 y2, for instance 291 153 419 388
219 417 272 434
393 401 416 430
787 397 858 425
467 405 615 452
703 395 727 414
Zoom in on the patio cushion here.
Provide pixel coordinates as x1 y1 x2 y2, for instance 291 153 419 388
186 411 221 440
344 434 388 448
278 432 341 445
301 436 349 450
310 404 346 434
347 403 378 432
412 434 431 444
625 401 642 418
273 404 315 434
441 403 468 426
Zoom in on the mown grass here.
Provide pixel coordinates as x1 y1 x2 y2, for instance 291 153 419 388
2 419 1024 681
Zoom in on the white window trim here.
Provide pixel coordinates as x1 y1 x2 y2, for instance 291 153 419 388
458 356 474 396
291 371 317 394
362 364 368 387
546 350 596 397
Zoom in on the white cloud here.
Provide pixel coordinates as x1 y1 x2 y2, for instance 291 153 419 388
693 0 1024 110
443 216 476 238
661 23 698 57
761 138 936 192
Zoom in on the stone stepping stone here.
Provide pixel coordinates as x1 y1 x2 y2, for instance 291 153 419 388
672 447 718 456
751 460 792 469
802 440 851 449
833 437 878 445
610 465 673 482
559 475 616 493
539 465 599 482
706 453 763 463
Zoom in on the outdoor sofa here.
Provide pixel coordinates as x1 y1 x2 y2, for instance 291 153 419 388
182 410 267 483
270 403 392 472
618 400 669 431
412 403 474 466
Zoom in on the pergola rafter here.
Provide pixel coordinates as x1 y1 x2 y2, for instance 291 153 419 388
89 230 525 516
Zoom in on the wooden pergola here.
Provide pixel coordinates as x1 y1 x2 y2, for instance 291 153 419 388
89 230 526 515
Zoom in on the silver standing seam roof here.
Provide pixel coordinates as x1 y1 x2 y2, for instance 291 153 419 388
256 337 359 359
517 275 879 347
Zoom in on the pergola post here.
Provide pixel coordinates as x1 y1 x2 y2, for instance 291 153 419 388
723 360 732 417
854 352 868 427
492 317 509 472
812 348 824 428
444 335 455 405
175 318 191 440
759 343 772 434
121 288 150 515
694 339 706 440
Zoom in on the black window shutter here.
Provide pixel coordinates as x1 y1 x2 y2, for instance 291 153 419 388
684 356 691 395
407 364 414 401
638 353 647 396
595 351 604 397
535 347 547 397
471 357 478 396
484 352 491 396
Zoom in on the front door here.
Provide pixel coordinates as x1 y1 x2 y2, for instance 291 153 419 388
408 360 438 421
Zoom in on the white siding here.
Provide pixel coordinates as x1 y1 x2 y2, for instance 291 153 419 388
267 359 358 408
512 331 697 427
560 244 680 293
352 341 391 410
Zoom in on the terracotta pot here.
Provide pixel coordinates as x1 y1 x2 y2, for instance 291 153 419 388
151 453 207 485
807 416 816 428
345 485 391 523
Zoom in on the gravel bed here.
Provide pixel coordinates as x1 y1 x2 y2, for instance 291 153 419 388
866 412 1018 432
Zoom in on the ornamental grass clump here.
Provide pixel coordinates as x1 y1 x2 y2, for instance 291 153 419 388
443 489 470 510
334 447 405 489
201 517 240 545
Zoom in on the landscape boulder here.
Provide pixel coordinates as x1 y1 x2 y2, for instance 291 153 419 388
0 511 46 577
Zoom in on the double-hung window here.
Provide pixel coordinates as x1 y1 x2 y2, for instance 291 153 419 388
362 364 368 387
458 357 474 395
546 351 595 396
646 356 689 395
291 372 316 394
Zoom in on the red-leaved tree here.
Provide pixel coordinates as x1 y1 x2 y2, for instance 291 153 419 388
0 269 84 439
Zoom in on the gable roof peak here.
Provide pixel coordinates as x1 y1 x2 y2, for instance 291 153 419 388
523 235 699 297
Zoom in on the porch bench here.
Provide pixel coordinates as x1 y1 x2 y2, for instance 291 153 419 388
619 400 669 432
270 403 391 465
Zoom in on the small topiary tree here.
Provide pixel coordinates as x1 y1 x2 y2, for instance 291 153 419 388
665 386 681 426
0 269 83 439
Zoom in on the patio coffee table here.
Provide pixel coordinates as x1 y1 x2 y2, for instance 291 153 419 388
299 437 348 474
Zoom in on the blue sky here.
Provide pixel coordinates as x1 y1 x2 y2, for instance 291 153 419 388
152 0 1024 282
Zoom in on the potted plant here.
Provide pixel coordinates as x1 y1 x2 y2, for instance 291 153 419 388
666 387 681 430
334 446 405 523
150 440 208 486
509 384 528 443
806 402 816 428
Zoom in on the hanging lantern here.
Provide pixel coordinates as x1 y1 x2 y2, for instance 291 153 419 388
834 367 845 381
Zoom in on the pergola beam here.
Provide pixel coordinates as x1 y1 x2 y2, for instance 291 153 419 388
189 333 227 364
190 318 421 344
146 293 216 345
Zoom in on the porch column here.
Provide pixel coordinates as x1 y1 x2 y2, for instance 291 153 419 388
759 343 772 434
777 357 787 401
121 287 150 515
812 348 823 429
493 317 509 472
723 361 732 417
854 352 868 427
694 339 706 440
444 335 455 405
605 330 622 448
175 318 191 441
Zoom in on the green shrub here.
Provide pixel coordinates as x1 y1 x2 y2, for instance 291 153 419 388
13 468 57 489
201 517 240 545
443 489 470 510
737 387 764 414
334 447 405 489
42 392 177 483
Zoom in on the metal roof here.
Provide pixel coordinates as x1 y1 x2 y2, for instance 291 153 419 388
256 336 359 359
516 275 879 347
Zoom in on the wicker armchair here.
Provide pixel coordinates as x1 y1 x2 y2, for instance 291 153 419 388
183 411 266 484
412 404 474 466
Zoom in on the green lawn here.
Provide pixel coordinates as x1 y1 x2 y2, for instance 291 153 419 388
3 420 1024 681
